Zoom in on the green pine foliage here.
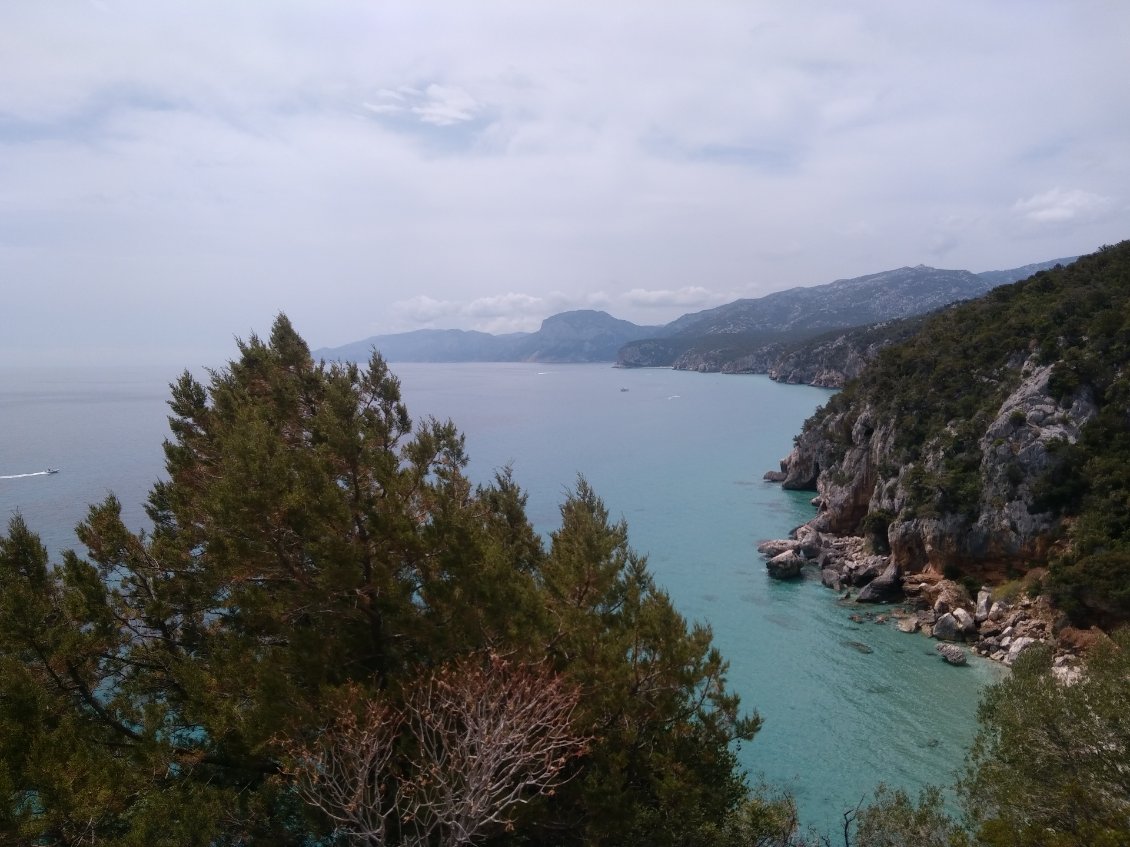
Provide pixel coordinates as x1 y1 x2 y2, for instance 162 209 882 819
0 315 756 845
959 631 1130 846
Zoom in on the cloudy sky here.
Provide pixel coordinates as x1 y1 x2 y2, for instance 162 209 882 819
2 1 1128 366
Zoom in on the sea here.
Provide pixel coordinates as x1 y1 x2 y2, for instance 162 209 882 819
0 361 1002 835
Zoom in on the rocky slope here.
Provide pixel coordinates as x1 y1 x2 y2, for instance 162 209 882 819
759 241 1130 656
764 317 928 388
670 316 931 387
775 357 1097 570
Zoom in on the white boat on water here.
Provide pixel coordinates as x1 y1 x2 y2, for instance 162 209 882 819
46 468 59 474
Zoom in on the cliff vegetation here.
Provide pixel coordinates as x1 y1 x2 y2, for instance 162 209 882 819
778 241 1130 626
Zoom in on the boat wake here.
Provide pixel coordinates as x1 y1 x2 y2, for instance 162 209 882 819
1 470 53 480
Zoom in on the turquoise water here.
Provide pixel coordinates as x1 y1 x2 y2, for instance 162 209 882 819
0 361 1000 834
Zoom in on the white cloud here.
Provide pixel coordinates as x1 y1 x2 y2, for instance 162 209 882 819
388 292 552 333
621 286 722 308
1 1 1128 363
362 83 481 127
391 295 460 324
412 84 480 126
464 293 543 318
1012 188 1115 225
362 101 402 116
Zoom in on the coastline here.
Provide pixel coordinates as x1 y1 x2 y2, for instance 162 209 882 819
757 522 1087 683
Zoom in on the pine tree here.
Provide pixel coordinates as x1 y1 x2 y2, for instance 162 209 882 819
0 315 759 845
960 633 1130 846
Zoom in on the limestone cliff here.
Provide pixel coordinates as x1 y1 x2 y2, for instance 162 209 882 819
763 241 1130 635
774 357 1096 575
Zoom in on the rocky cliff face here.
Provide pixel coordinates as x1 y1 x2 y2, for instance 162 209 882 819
766 320 923 388
762 243 1130 644
672 344 783 374
668 317 926 386
767 338 874 388
772 356 1097 574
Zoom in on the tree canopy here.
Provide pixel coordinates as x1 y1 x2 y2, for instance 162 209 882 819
959 631 1130 846
0 315 758 846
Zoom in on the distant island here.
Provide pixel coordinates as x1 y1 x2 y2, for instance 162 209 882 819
315 257 1075 387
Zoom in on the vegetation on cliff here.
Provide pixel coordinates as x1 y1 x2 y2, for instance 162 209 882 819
793 241 1130 625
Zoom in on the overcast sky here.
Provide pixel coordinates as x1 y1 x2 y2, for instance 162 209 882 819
2 1 1128 366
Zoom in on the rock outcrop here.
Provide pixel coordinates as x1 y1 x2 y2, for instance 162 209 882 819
770 356 1096 575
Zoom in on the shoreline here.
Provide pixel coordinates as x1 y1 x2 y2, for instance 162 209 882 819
757 526 1087 683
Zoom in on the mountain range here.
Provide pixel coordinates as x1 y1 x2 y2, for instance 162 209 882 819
314 257 1076 369
315 310 661 364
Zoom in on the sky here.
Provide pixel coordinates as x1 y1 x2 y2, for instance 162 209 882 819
1 1 1128 366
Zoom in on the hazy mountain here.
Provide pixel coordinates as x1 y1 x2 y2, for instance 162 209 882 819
316 257 1076 367
662 266 987 338
315 310 660 364
316 328 527 363
619 257 1077 369
505 310 661 362
976 257 1078 287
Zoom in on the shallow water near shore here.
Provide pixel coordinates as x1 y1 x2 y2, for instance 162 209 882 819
0 361 1003 834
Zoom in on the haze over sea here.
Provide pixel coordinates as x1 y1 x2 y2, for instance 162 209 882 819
0 361 1001 833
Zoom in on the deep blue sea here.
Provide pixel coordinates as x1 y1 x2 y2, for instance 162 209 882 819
0 361 1001 834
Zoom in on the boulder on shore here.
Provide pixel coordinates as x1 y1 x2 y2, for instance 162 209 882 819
821 568 842 590
952 607 977 635
933 612 960 642
766 550 806 580
974 588 992 623
856 561 902 602
757 539 798 558
1005 636 1037 665
935 643 967 665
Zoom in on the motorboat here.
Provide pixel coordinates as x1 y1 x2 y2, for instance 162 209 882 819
46 468 59 474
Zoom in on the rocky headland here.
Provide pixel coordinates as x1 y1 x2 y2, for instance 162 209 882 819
756 356 1098 673
752 244 1130 675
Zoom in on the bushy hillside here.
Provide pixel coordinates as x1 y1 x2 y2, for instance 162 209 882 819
779 242 1130 625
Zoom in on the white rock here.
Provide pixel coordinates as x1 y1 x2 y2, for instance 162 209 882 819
953 607 976 633
1005 636 1038 665
975 589 992 623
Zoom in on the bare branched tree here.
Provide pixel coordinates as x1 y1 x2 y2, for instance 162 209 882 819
283 655 588 847
282 688 404 844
